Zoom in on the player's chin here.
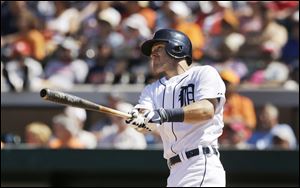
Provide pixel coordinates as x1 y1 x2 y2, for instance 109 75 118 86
152 67 164 76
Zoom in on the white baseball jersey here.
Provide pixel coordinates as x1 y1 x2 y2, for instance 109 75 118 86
136 65 226 159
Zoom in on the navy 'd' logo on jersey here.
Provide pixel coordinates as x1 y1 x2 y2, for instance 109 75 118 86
179 84 195 107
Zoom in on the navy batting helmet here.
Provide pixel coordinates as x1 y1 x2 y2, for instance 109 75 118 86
141 29 193 65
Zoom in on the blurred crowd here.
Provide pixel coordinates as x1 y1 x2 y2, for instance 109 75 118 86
1 1 299 150
219 70 298 150
1 95 154 150
1 1 299 91
1 93 298 150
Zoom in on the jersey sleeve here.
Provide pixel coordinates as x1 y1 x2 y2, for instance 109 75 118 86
134 84 155 111
195 66 226 113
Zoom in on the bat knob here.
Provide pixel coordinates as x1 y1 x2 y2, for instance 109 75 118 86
40 88 49 98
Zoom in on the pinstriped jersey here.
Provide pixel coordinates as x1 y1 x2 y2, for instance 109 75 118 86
135 65 226 159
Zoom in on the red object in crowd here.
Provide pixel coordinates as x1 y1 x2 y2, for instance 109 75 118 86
265 1 299 11
13 41 32 56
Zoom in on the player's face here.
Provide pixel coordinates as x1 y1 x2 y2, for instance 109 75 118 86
150 43 173 75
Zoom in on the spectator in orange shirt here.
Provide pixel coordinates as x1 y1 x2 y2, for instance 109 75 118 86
219 69 257 148
15 13 46 61
2 2 46 61
156 1 205 61
124 1 157 30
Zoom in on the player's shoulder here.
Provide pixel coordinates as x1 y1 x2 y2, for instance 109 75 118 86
141 79 162 94
145 79 161 88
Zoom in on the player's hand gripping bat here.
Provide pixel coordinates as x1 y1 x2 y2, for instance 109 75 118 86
40 88 132 119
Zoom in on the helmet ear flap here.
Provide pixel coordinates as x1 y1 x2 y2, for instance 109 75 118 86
165 41 185 59
172 45 183 54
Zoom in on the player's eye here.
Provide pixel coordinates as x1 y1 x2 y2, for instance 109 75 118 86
152 46 164 54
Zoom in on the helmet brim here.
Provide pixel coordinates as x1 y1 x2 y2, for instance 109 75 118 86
141 39 168 56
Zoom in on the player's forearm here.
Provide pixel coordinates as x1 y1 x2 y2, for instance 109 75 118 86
151 100 215 124
183 100 214 123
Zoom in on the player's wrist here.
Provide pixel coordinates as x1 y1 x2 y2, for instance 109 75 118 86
157 108 184 123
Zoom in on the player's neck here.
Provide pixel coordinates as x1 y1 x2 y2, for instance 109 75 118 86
177 60 189 74
165 60 189 79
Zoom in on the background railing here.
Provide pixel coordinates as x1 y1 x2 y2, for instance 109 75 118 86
1 85 299 107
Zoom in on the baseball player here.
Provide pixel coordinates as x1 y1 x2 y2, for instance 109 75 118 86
126 29 226 187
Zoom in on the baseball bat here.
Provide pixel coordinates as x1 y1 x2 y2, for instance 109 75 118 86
40 88 132 119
